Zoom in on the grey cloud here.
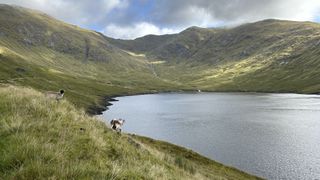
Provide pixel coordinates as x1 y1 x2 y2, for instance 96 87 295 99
0 0 319 39
0 0 127 27
151 0 320 27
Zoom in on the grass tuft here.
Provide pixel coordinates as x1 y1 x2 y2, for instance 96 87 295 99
0 86 260 179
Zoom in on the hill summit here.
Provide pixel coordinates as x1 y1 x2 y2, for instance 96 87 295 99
1 4 320 109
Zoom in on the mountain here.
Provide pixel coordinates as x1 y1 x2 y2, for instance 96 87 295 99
112 19 320 64
109 19 320 93
105 33 177 54
1 4 320 111
0 4 183 113
1 4 319 179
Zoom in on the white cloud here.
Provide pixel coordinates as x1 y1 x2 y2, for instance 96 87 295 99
0 0 128 25
1 0 320 39
103 22 180 39
275 0 320 21
232 0 320 24
171 5 222 27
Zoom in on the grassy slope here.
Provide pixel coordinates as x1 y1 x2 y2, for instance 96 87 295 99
0 85 260 179
0 6 261 178
2 5 320 114
0 4 184 113
111 20 320 93
1 5 319 179
187 20 320 93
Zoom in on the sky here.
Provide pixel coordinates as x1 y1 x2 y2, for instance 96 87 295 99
1 0 320 39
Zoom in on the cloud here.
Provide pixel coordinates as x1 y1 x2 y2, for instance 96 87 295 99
0 0 128 26
1 0 320 39
103 22 179 39
103 0 320 38
152 0 320 27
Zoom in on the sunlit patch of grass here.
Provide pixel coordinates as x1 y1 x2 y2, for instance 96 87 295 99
123 50 146 57
149 61 166 64
48 68 63 74
201 56 269 79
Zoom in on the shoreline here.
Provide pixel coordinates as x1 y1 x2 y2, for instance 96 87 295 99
0 85 261 179
87 89 182 115
96 91 320 179
88 89 320 115
130 134 263 179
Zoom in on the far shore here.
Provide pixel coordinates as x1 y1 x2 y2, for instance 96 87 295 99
89 89 320 115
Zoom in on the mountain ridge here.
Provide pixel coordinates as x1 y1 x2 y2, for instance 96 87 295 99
1 4 320 179
1 4 320 111
106 17 320 93
0 4 184 113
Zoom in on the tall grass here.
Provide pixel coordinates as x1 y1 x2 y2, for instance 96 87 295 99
0 86 260 179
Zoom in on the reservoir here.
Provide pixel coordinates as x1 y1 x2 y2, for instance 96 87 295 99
101 93 320 179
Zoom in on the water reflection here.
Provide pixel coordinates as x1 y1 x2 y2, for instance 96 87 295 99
101 93 320 179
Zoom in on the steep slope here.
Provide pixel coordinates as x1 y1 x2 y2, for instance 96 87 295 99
0 85 260 179
110 19 320 93
191 20 320 63
105 33 176 54
106 26 217 60
0 5 261 179
150 26 217 60
1 4 320 106
115 19 320 64
0 4 183 113
189 20 320 92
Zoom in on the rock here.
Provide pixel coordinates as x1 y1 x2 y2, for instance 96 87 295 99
0 31 5 37
15 67 26 73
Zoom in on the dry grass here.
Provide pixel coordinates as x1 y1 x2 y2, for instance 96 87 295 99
0 86 261 179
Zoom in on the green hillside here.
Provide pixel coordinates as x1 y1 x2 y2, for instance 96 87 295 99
1 4 320 114
109 19 320 93
0 5 262 179
0 4 185 114
1 4 320 178
0 85 260 179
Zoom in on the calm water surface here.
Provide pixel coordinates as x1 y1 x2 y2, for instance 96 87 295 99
101 93 320 179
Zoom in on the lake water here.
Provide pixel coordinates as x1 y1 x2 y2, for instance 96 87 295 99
101 93 320 179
